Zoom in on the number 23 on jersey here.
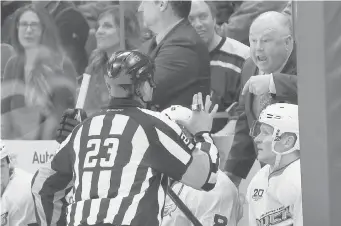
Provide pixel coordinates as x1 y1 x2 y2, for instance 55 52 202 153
84 138 119 168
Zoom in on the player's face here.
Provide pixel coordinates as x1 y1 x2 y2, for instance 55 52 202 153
17 10 42 49
1 159 10 196
96 14 120 50
189 1 216 45
254 123 276 164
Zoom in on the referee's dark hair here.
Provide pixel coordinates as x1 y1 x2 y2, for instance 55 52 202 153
169 0 192 19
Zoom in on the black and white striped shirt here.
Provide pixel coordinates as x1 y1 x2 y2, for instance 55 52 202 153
32 99 218 226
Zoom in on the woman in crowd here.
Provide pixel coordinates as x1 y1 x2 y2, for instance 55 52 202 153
83 5 141 115
1 4 78 140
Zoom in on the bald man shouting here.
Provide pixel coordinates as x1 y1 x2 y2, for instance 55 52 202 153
224 11 298 186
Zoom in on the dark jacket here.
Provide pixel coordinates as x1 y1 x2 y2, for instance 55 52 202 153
225 48 297 178
140 19 211 111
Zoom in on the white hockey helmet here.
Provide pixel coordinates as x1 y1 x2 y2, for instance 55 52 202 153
161 105 192 123
250 103 300 158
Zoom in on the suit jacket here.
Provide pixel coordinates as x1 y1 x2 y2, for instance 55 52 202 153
140 19 211 111
225 48 298 179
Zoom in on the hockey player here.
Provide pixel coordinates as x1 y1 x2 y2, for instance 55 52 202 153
31 50 220 226
161 105 243 226
0 143 37 226
247 103 303 226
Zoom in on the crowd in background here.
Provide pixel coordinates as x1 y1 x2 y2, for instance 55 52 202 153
1 1 304 226
1 0 292 141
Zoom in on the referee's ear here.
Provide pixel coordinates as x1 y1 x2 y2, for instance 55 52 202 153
139 81 153 101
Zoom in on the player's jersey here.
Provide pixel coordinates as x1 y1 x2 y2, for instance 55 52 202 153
1 168 36 226
31 99 219 226
162 170 240 226
247 159 303 226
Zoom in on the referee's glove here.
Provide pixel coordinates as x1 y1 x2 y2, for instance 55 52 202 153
56 108 87 143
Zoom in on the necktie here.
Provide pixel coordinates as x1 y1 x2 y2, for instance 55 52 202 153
148 36 157 55
253 93 272 117
252 70 273 117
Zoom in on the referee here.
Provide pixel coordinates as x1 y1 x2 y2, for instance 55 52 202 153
32 51 219 226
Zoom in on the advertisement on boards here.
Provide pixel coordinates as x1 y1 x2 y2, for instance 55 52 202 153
2 140 60 174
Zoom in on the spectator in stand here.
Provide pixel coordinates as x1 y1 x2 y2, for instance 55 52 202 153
78 1 114 29
78 1 115 57
1 1 30 44
212 1 237 26
189 1 250 134
138 0 211 111
225 11 298 187
83 5 141 116
1 4 78 140
33 1 90 75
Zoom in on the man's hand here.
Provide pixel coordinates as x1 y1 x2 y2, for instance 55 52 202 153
178 92 218 135
56 108 87 143
242 74 274 95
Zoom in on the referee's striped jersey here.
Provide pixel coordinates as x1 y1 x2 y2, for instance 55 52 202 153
31 98 219 226
210 37 250 132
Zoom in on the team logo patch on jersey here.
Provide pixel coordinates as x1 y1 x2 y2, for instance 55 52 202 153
1 212 8 226
163 183 184 217
163 200 178 217
252 189 264 201
257 206 293 226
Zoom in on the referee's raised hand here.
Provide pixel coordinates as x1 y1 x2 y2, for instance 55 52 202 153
178 92 218 135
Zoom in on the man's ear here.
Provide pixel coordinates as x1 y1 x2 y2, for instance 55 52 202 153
284 35 293 49
140 81 150 96
135 81 144 97
283 133 296 149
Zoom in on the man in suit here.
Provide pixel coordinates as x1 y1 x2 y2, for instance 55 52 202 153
138 0 211 111
224 11 297 187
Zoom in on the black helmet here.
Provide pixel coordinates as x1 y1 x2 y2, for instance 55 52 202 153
107 50 155 88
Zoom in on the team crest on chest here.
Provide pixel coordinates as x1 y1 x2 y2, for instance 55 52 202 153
163 200 178 217
163 183 184 217
252 188 265 201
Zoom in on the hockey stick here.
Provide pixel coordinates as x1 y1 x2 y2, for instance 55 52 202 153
55 73 91 145
166 187 203 226
74 73 91 118
76 73 91 109
213 102 238 118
